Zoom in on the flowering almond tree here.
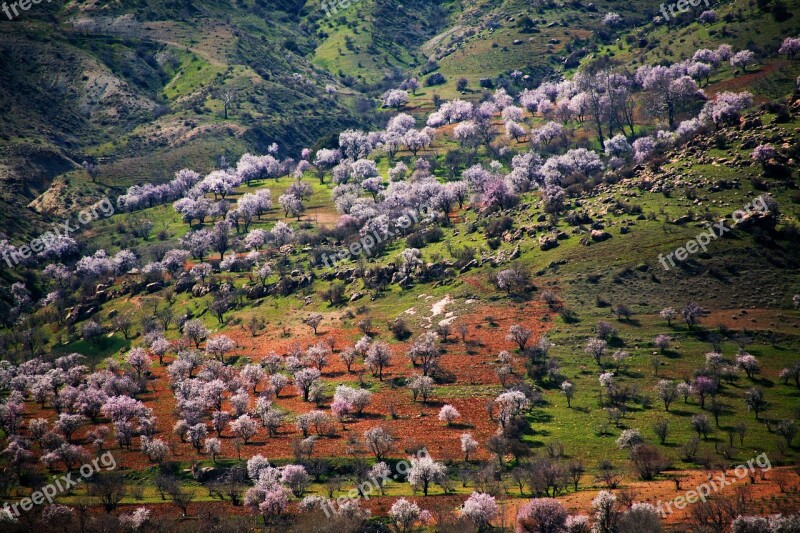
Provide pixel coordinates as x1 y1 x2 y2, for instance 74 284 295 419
516 498 568 533
389 498 431 533
462 492 498 531
461 433 478 461
560 381 575 408
280 464 309 497
293 369 321 402
438 404 461 426
365 342 391 380
231 414 258 444
407 455 446 495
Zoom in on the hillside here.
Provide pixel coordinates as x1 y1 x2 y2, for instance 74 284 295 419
0 0 367 237
1 0 800 531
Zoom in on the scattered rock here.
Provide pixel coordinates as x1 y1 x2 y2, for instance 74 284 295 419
349 292 365 302
539 235 559 250
591 230 611 241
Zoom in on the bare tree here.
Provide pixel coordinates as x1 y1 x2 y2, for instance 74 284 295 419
246 316 266 337
82 160 100 182
568 460 585 492
217 87 237 119
90 473 126 513
305 314 323 335
457 324 469 343
112 314 133 339
506 324 532 351
596 460 620 489
168 482 196 517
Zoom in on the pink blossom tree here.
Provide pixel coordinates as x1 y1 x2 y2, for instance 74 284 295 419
364 426 394 460
126 349 152 381
462 492 498 531
389 498 430 533
231 414 258 444
365 342 391 380
182 320 209 349
55 413 86 443
293 369 321 402
692 376 717 408
406 332 440 376
779 37 800 59
381 89 410 109
560 381 575 408
698 10 717 23
751 144 777 169
187 423 208 452
280 464 309 496
516 498 568 533
461 433 478 461
407 454 447 495
736 353 760 379
438 404 461 426
240 364 264 393
639 66 701 129
730 50 757 73
206 335 236 364
253 486 289 525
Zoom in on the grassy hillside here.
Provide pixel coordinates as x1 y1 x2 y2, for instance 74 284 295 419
1 0 800 529
0 0 368 239
4 94 799 528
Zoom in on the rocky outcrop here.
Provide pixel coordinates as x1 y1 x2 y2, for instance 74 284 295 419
539 234 558 250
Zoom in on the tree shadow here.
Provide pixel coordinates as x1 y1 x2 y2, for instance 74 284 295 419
607 336 626 348
354 412 386 421
655 348 679 359
529 410 553 424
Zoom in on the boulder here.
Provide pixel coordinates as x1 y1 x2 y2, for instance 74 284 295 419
174 273 195 293
145 282 162 293
246 285 269 300
192 284 211 298
740 116 762 131
460 259 479 273
539 235 558 250
65 304 97 325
